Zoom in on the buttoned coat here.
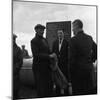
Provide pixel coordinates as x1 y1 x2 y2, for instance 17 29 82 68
70 31 97 95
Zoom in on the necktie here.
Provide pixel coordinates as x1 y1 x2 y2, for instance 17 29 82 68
59 39 62 52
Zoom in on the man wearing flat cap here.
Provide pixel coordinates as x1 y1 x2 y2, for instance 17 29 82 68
13 34 23 99
31 24 56 97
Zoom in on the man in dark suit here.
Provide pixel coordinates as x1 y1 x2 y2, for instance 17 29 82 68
31 24 56 97
70 19 97 95
52 30 71 96
13 34 23 99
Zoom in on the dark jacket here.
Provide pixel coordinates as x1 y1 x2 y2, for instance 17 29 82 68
13 42 23 99
70 30 97 94
31 34 52 97
13 43 23 76
31 34 51 74
70 31 97 69
52 39 69 81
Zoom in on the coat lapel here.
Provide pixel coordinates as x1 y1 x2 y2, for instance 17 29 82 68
57 40 59 53
59 39 64 53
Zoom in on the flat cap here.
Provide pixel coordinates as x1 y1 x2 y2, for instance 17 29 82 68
34 24 45 30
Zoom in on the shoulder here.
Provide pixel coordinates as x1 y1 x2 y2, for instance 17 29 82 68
31 37 37 44
85 33 92 39
25 49 28 52
63 39 68 46
70 36 77 42
82 33 93 42
16 45 22 53
70 36 78 47
63 39 68 43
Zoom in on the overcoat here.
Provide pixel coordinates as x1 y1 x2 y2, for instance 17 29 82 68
31 34 53 97
70 30 97 95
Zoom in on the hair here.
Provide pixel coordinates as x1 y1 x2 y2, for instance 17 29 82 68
73 19 83 28
22 45 25 47
34 24 45 30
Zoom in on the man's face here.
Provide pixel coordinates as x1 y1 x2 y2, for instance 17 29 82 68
22 46 25 49
36 28 45 36
57 30 64 39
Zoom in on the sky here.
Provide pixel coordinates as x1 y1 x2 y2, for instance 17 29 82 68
13 0 97 56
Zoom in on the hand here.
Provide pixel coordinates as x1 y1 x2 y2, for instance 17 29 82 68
49 53 58 62
50 53 58 71
49 53 56 58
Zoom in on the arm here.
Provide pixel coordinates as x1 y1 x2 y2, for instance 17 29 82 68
52 41 56 53
69 38 77 67
92 41 97 62
68 38 77 84
17 47 23 69
31 41 50 61
66 41 72 83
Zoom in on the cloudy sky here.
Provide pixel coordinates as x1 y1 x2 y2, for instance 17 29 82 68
13 0 97 56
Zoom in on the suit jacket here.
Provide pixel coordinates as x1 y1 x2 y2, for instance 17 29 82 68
70 30 97 69
70 30 97 91
52 38 69 80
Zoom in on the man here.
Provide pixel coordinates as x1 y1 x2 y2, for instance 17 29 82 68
21 45 29 58
70 19 97 95
52 30 71 96
31 24 56 97
13 34 23 99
